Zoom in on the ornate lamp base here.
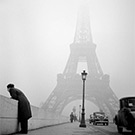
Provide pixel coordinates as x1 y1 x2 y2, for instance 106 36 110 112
79 123 86 127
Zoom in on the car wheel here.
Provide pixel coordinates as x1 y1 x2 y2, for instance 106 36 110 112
117 126 123 133
132 128 135 134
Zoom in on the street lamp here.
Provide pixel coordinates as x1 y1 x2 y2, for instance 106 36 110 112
79 70 87 127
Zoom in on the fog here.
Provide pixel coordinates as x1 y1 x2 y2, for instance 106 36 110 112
0 0 134 112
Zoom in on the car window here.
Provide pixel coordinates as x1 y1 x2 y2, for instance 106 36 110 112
128 98 135 111
94 112 105 117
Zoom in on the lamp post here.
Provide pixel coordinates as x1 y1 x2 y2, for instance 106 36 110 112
79 70 87 127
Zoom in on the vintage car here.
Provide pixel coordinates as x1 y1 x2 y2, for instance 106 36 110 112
114 97 135 134
90 112 109 125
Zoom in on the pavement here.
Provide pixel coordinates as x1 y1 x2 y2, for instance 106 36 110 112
13 122 102 135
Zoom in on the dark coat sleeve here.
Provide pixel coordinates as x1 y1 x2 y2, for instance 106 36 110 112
9 89 18 100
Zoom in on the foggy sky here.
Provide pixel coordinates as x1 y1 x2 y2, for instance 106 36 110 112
0 0 134 108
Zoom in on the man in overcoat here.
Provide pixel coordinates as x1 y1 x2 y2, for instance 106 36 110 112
7 84 32 134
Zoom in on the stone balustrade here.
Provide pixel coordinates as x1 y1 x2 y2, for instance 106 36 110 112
0 95 69 135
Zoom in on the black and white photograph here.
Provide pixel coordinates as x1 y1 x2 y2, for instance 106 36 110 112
0 0 134 134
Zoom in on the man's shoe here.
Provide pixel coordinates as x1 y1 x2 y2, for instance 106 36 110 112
18 131 28 134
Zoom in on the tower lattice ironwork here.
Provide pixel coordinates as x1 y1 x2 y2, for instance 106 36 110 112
42 4 119 119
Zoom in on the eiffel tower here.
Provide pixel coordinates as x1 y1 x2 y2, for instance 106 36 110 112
42 4 119 119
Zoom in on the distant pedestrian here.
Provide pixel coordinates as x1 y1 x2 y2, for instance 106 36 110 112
70 112 74 123
7 83 32 134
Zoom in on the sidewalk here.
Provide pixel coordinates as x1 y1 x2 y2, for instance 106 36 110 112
14 122 101 135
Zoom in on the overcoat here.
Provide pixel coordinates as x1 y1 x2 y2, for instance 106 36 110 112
9 88 32 121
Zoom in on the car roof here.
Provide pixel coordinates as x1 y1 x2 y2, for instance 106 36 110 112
120 96 135 101
93 112 105 114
